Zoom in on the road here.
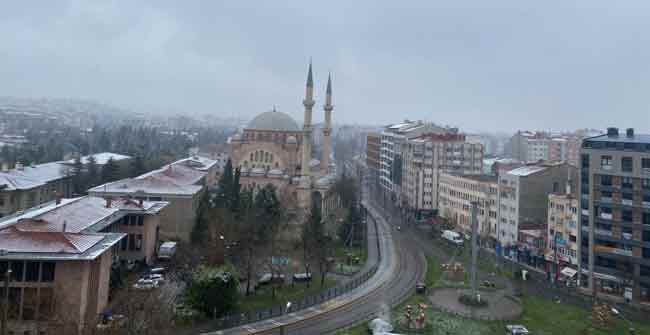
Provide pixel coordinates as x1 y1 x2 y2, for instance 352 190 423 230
203 200 426 335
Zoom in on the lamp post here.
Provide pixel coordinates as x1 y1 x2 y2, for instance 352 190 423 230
1 269 12 335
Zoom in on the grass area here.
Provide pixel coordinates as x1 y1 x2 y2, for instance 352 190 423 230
239 279 337 312
337 253 650 335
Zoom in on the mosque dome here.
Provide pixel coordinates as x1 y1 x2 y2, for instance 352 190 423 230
247 111 300 131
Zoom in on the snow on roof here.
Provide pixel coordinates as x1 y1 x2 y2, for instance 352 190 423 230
0 162 70 190
507 165 547 177
64 152 131 165
0 195 167 260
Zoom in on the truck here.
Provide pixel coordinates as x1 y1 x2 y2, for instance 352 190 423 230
441 230 464 245
157 241 177 260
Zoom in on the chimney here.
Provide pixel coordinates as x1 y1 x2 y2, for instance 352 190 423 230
138 198 143 206
105 197 112 208
606 127 619 137
626 128 634 138
55 192 62 205
62 221 67 233
15 162 23 170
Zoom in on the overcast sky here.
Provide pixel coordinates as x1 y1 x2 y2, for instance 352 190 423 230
2 1 650 133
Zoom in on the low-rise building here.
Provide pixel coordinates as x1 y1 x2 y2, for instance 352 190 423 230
438 173 498 241
88 156 218 241
546 189 579 281
0 195 167 335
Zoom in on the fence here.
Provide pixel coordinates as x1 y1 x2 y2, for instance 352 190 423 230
208 204 383 331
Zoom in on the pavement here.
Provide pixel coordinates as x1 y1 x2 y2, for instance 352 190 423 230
201 200 426 335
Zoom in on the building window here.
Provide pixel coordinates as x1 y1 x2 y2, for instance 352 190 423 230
643 158 650 170
128 234 136 251
25 262 39 282
601 156 612 170
135 234 143 251
622 157 633 172
622 210 633 222
581 154 589 169
120 237 128 251
643 178 650 190
622 177 633 189
601 175 612 186
41 262 55 282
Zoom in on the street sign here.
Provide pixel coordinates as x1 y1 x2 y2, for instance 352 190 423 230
272 256 289 266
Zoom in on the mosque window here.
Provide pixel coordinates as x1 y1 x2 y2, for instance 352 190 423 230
255 151 259 161
270 154 274 162
275 162 279 168
250 153 253 161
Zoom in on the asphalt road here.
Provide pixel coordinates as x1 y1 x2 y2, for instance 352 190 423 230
204 200 426 335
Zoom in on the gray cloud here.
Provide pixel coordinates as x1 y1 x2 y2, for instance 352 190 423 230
1 0 649 132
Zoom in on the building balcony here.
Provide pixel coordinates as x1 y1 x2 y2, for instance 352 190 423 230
600 212 613 220
600 196 613 203
643 201 650 209
594 245 633 257
594 228 613 237
622 199 633 206
582 209 589 216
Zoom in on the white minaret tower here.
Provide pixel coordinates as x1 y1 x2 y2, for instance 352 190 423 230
321 73 333 173
301 62 315 178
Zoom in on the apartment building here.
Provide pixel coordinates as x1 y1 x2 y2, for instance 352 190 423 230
88 156 218 241
497 162 573 246
0 195 167 335
580 127 650 304
379 121 448 197
546 190 580 280
366 132 381 189
438 173 498 241
506 131 549 163
401 133 483 217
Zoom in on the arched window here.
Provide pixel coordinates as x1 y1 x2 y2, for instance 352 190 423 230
270 154 274 162
250 153 254 161
244 161 248 167
255 151 259 161
265 152 270 162
275 162 279 168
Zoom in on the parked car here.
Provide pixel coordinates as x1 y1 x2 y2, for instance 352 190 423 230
256 273 285 289
505 325 530 335
441 230 464 245
133 279 159 290
158 241 177 260
292 273 312 283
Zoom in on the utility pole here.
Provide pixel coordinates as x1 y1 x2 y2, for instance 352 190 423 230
2 269 12 335
470 202 479 298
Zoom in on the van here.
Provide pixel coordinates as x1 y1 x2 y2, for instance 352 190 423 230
441 230 464 245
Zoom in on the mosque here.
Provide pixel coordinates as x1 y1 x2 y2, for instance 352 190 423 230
230 63 338 217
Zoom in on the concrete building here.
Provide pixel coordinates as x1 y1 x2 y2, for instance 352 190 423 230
379 121 448 199
580 127 650 304
0 195 167 334
366 132 381 190
88 156 217 241
438 173 498 241
546 189 580 280
401 133 484 217
497 162 573 247
506 131 549 163
0 162 73 218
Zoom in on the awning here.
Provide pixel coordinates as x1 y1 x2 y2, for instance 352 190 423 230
560 267 578 278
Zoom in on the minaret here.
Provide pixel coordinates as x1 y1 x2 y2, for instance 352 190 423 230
301 62 315 178
321 73 333 173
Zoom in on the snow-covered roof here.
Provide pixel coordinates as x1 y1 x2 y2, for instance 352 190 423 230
0 162 70 191
0 195 167 260
64 152 131 165
89 156 211 196
507 165 547 177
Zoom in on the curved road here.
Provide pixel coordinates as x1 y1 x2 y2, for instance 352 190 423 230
205 201 425 335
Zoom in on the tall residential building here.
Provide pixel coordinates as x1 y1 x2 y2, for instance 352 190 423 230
497 162 573 246
366 132 381 190
580 127 650 304
546 189 580 279
506 131 549 163
0 195 168 334
379 121 448 198
438 173 498 240
401 133 483 216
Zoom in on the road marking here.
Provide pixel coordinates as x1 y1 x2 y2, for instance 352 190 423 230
242 325 256 333
269 319 284 327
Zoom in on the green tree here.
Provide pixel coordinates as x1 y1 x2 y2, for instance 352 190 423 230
130 154 147 177
254 184 284 298
71 155 85 195
301 202 323 288
333 174 358 209
86 155 99 189
191 190 212 245
184 265 239 318
101 157 120 183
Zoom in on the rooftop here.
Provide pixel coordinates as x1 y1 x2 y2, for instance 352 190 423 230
247 111 300 131
63 152 132 165
0 161 70 191
0 195 167 260
507 165 547 177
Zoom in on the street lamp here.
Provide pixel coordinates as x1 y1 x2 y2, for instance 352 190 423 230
611 307 635 335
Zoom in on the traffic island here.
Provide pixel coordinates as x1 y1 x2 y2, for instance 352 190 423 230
428 288 522 321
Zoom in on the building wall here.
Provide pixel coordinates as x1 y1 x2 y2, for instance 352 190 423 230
581 139 650 303
547 193 579 267
0 178 71 218
231 133 302 177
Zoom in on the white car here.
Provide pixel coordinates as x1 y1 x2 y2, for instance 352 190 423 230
133 279 158 290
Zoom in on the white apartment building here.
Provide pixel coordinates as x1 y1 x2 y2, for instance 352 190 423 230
401 133 483 216
546 191 579 271
379 121 447 197
438 172 498 240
